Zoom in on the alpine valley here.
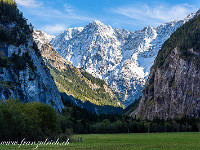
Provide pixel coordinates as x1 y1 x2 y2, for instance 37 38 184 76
2 0 200 145
0 0 197 115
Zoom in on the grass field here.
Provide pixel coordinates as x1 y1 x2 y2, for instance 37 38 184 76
0 132 200 150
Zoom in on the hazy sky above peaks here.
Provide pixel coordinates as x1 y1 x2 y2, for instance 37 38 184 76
16 0 199 35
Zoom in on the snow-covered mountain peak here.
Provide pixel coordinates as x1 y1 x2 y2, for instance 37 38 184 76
87 20 109 28
184 13 195 23
33 30 52 43
84 20 114 34
91 20 104 25
86 20 105 28
51 13 195 106
34 30 55 42
143 25 152 30
196 9 200 17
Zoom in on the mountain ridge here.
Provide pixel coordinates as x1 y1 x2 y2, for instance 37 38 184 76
50 13 195 106
33 30 124 113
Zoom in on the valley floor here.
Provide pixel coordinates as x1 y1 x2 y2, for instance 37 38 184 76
0 132 200 150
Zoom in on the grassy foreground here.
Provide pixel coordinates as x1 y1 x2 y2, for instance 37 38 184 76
0 132 200 150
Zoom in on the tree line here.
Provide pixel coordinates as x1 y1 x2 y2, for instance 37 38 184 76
155 12 200 68
1 98 200 141
0 0 33 46
60 98 200 134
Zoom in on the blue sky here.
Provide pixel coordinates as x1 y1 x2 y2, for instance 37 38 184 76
16 0 199 35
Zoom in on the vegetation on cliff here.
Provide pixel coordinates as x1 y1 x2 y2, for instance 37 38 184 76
0 0 33 46
155 13 200 68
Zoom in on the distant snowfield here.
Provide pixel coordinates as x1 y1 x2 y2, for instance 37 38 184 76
49 14 194 106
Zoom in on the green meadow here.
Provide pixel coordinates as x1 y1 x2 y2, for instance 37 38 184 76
0 132 200 150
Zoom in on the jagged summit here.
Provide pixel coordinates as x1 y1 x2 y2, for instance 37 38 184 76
185 13 195 20
50 13 195 106
86 20 105 29
143 25 152 29
83 20 113 34
34 30 55 43
90 20 104 26
195 9 200 18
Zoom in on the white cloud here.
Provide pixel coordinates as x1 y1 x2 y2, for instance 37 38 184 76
24 3 93 23
64 4 74 15
41 24 67 35
17 2 94 34
16 0 42 8
112 3 198 26
25 4 94 35
62 4 93 21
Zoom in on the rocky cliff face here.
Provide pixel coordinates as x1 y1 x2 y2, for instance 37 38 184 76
0 1 63 111
134 11 200 120
0 42 64 111
51 15 194 106
33 30 123 111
